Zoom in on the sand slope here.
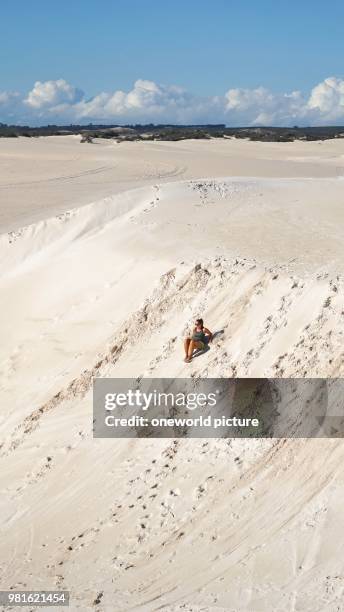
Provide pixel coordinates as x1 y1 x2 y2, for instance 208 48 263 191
1 140 344 610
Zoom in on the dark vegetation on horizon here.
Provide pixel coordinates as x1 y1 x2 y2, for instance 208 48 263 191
1 122 344 142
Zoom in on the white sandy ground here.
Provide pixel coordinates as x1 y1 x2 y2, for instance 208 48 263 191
1 137 344 611
1 135 344 233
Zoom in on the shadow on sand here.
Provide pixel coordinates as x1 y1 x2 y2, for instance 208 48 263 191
192 329 224 360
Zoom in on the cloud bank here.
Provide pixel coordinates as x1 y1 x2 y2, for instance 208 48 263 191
24 79 83 109
1 77 344 126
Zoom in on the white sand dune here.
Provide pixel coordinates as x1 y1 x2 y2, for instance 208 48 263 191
1 138 344 611
1 135 344 233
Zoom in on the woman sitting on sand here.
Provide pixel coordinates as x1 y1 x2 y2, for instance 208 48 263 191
184 318 213 363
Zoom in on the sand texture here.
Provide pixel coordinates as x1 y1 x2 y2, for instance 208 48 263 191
1 137 344 611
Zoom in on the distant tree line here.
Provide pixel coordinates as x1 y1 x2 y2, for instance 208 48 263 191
0 122 343 142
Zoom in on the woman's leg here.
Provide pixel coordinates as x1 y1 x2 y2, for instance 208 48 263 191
184 338 191 357
187 340 202 358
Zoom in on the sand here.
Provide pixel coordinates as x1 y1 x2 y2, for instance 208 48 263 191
1 135 344 233
1 136 344 611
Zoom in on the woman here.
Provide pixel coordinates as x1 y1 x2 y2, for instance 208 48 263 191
184 318 213 363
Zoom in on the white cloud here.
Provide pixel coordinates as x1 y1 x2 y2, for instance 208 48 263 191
0 91 21 108
225 87 306 125
74 79 211 123
1 76 344 126
307 77 344 120
0 91 19 105
0 91 23 123
226 86 274 111
24 79 83 109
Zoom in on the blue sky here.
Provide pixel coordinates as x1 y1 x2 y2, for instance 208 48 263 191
1 0 344 125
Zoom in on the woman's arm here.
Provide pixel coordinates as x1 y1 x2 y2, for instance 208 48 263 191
204 327 213 341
